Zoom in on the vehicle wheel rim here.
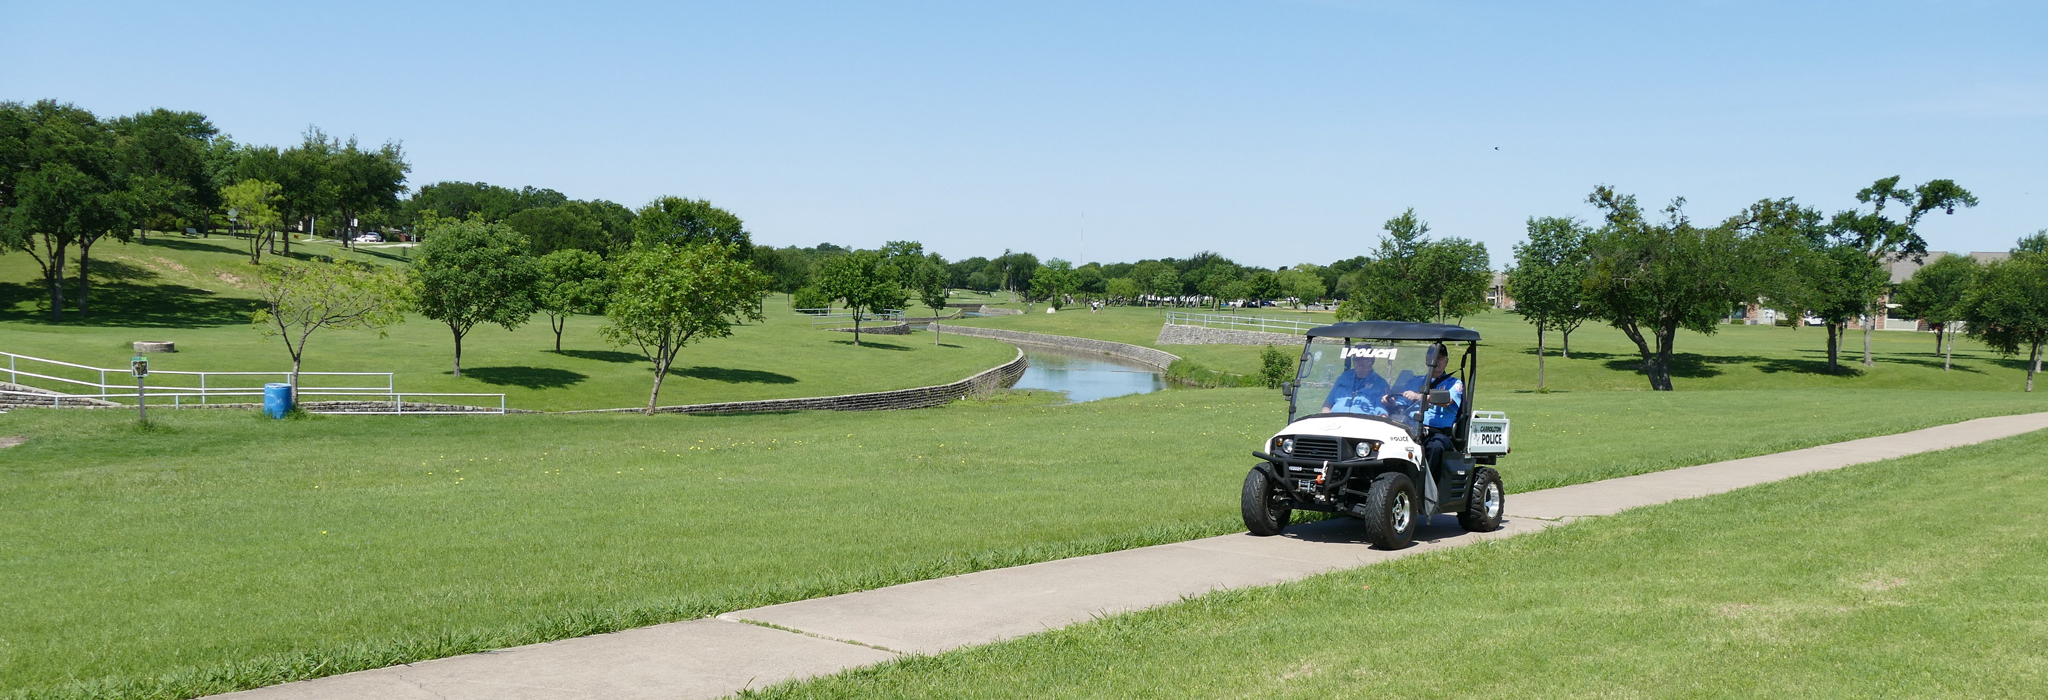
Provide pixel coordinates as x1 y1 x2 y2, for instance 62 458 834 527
1484 483 1502 519
1391 492 1411 532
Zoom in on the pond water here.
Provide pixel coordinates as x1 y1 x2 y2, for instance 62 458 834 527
1010 346 1170 403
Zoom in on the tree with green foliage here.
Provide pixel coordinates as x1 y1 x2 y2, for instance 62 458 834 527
1106 277 1142 305
1962 242 2048 391
1581 187 1759 391
1833 177 1978 367
910 255 950 345
404 181 566 224
326 135 409 249
1417 238 1491 322
1338 209 1487 323
632 196 748 248
1032 258 1078 309
0 100 127 320
1277 269 1326 308
1893 254 1980 371
1338 209 1432 321
220 179 283 264
1243 271 1284 306
791 286 832 312
511 203 610 257
603 242 771 413
252 258 408 399
1259 345 1294 388
1507 216 1593 389
409 217 539 377
814 249 906 346
535 249 613 352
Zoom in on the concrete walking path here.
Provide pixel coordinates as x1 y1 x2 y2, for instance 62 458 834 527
214 411 2048 700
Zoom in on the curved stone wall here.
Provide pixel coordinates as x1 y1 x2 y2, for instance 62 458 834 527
929 324 1180 370
565 347 1029 415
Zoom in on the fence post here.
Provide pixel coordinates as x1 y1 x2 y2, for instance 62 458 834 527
200 373 207 405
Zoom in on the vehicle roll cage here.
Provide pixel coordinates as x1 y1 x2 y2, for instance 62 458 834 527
1293 321 1481 451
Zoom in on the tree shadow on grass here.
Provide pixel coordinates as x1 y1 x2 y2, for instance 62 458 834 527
1517 348 1622 361
671 366 798 384
828 339 913 351
1988 356 2044 373
135 237 246 256
0 281 262 328
555 349 646 363
462 366 588 389
86 259 160 283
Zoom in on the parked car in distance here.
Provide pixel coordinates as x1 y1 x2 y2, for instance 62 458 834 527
352 233 384 243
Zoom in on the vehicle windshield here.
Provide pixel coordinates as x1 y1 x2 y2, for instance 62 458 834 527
1290 337 1446 431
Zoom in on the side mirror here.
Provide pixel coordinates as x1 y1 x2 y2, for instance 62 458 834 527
1280 382 1294 398
1427 389 1454 406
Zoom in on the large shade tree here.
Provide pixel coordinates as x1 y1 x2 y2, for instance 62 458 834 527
603 242 771 413
1581 187 1759 391
632 197 748 248
1962 237 2048 391
409 217 539 377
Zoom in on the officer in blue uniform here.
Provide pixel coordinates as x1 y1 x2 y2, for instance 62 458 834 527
1396 343 1463 468
1322 349 1391 416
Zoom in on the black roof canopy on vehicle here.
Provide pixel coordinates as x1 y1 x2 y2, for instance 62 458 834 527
1305 320 1481 342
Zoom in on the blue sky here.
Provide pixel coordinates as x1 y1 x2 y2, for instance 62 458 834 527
4 1 2043 268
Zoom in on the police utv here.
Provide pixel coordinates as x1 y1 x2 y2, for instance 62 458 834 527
1243 321 1511 549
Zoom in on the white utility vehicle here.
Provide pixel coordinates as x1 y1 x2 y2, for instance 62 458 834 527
1243 321 1511 549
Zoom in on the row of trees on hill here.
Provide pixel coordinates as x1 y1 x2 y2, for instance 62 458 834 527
1505 178 1997 391
255 199 769 414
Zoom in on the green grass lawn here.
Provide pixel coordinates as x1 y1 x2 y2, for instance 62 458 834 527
952 304 2042 393
744 428 2048 700
0 237 1016 411
4 387 2044 698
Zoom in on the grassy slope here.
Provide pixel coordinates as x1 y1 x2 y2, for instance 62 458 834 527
951 304 2041 393
4 388 2046 697
0 237 1015 411
748 429 2048 700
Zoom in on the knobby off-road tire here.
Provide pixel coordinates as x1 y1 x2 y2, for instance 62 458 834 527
1362 472 1419 549
1458 467 1504 533
1241 467 1291 536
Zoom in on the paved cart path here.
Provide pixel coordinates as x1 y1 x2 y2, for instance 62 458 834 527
215 411 2048 700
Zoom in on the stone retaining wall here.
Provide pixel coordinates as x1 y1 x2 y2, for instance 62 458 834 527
1155 323 1302 346
975 307 1024 316
564 348 1028 415
929 325 1179 370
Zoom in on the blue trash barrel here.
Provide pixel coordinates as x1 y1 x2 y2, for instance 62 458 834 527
263 382 293 419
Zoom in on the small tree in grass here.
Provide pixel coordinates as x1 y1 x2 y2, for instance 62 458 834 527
535 249 612 352
814 250 906 346
410 217 538 378
910 255 950 345
220 179 283 265
1508 216 1593 389
603 242 771 414
252 258 408 399
1893 254 1980 371
1963 240 2048 392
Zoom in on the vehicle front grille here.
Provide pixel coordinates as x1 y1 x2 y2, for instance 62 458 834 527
1290 436 1342 461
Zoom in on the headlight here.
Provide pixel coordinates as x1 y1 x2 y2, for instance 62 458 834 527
1280 438 1294 454
1354 442 1371 458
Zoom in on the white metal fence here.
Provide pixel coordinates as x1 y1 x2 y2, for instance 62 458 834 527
1162 311 1319 335
0 351 505 414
